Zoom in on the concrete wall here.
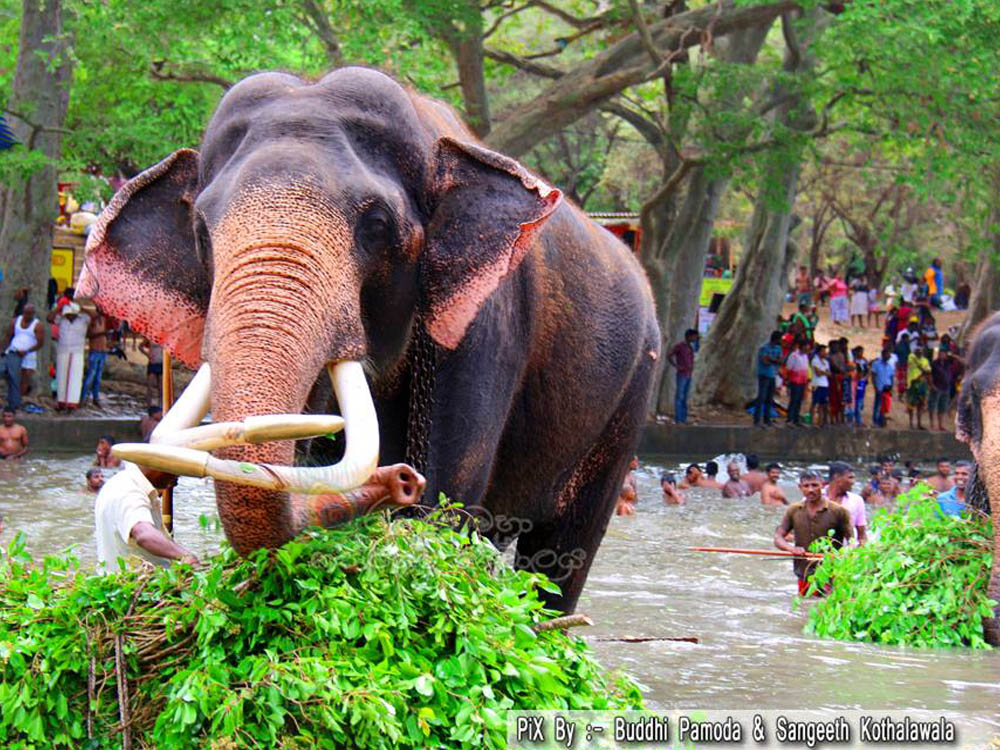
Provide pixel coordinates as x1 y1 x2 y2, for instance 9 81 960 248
25 416 972 463
639 423 971 462
22 416 142 452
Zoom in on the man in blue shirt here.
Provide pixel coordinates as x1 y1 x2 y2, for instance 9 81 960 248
937 460 969 516
753 331 784 427
870 347 896 427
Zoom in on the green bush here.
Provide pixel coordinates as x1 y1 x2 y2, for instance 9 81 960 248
805 486 996 649
0 509 641 748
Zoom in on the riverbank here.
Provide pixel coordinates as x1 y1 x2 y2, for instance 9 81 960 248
23 414 971 461
640 422 970 461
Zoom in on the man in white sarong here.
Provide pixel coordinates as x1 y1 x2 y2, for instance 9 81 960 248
47 302 90 411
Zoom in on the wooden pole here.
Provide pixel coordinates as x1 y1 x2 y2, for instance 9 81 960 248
160 351 174 535
689 546 824 559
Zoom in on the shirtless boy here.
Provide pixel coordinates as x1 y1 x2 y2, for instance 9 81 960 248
760 463 789 506
0 408 28 460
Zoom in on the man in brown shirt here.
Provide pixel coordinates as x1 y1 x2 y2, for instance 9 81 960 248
774 470 853 596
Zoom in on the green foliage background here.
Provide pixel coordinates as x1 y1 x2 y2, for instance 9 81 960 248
806 487 995 649
0 511 640 748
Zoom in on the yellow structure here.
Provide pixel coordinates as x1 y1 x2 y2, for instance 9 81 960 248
51 226 86 292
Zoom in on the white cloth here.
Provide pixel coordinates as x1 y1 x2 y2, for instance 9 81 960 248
56 312 90 350
54 312 89 405
810 355 830 387
867 288 879 312
850 291 868 316
830 296 849 322
55 349 84 405
827 488 867 545
95 462 171 573
900 282 917 303
7 315 39 369
786 350 810 379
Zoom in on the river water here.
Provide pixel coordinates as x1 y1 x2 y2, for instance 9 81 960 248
3 453 998 729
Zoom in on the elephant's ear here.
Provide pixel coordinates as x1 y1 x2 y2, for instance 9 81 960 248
77 149 209 368
423 138 561 350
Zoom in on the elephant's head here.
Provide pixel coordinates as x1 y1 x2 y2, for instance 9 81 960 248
77 68 560 554
955 311 1000 644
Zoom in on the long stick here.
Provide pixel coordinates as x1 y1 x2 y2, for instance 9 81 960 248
160 351 174 536
689 546 824 559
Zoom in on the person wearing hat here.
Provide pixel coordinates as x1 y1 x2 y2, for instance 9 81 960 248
47 301 91 411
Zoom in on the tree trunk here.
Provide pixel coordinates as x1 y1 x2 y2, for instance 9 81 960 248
445 10 490 137
653 166 727 414
646 22 772 417
0 0 71 379
692 160 801 406
961 249 999 342
691 7 826 408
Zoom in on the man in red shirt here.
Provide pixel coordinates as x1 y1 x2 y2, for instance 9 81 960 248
666 329 699 424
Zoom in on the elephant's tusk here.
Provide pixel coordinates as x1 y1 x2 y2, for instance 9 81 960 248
154 414 345 451
118 361 380 495
150 363 213 444
112 443 210 477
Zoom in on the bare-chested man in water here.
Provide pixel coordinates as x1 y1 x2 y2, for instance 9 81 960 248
0 408 28 460
616 456 639 516
760 462 789 506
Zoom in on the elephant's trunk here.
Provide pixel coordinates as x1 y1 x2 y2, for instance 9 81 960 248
205 197 369 554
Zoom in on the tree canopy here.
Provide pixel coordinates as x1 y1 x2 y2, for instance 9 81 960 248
0 0 997 408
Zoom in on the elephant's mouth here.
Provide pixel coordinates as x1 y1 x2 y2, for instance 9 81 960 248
111 360 380 494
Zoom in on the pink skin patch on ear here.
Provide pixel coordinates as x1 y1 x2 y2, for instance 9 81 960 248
427 188 561 350
78 254 205 368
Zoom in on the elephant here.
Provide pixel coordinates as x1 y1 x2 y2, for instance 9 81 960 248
956 311 1000 645
78 66 660 612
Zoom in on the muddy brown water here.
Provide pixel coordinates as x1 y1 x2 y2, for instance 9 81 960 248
3 454 998 728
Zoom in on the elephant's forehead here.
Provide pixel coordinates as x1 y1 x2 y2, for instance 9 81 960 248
206 68 420 143
200 69 431 192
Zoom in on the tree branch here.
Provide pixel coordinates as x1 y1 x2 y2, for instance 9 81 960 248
780 11 802 71
2 107 71 136
300 0 343 67
484 48 564 78
531 1 609 29
628 0 662 66
483 1 533 39
600 101 668 158
149 62 232 90
486 0 801 157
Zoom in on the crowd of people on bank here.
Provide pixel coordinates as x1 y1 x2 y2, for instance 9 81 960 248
0 284 165 424
667 259 966 430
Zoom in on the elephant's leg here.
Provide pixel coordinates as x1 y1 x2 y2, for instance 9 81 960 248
513 353 656 613
512 457 626 613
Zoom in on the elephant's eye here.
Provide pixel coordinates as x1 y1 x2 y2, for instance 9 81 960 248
357 206 395 254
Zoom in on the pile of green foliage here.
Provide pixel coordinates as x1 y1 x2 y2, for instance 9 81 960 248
0 510 641 748
805 487 995 649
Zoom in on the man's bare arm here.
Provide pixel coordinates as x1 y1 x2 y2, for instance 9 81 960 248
12 427 28 457
129 522 198 564
28 321 44 352
773 516 803 554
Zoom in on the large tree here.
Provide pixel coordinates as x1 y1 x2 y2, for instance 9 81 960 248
692 7 827 407
0 0 71 341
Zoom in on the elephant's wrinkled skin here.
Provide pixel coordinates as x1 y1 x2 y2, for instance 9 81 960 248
78 67 659 612
956 311 1000 644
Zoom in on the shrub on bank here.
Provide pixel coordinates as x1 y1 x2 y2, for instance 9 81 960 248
805 487 995 649
0 510 641 748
